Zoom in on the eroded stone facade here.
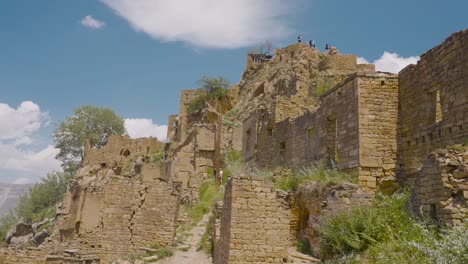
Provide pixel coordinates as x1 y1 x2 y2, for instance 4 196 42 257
213 175 292 264
244 72 399 192
398 30 467 179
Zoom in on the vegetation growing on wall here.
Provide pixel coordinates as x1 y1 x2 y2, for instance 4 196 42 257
187 76 230 114
256 164 358 192
313 79 334 97
16 171 73 223
53 105 125 171
319 192 468 264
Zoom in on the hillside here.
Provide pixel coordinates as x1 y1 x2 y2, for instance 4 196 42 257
0 184 32 218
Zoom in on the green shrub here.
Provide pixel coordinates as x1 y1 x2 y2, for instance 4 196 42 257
186 180 223 226
273 165 358 192
223 150 243 183
0 211 17 244
222 109 239 128
187 76 230 114
296 239 313 255
151 152 165 164
187 91 208 114
318 193 467 264
198 215 213 254
148 242 174 259
16 171 73 222
314 80 334 97
319 192 422 258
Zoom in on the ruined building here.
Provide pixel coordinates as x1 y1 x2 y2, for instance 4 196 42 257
1 30 466 264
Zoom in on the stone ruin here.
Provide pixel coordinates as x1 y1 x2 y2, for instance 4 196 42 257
1 30 466 264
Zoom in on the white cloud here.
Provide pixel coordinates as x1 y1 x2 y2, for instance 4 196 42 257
13 177 34 185
0 102 61 183
357 57 369 64
358 52 419 74
124 118 167 141
0 101 44 141
81 15 106 29
101 0 296 49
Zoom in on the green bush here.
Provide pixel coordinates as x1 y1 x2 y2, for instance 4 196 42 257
148 242 174 259
222 150 243 183
0 211 17 244
313 79 334 97
186 180 223 226
187 76 230 114
222 109 239 128
296 239 313 255
16 171 73 222
319 193 467 264
197 215 213 254
272 165 358 192
319 193 422 258
151 151 165 164
187 91 208 114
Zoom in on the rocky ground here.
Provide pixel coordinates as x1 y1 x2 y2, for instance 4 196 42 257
156 214 212 264
156 214 211 264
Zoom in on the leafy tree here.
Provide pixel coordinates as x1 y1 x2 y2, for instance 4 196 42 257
16 171 73 222
53 105 125 171
187 76 230 113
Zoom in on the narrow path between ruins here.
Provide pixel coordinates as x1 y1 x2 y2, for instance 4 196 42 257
156 214 211 264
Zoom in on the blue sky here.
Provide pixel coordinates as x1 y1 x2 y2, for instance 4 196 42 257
0 0 466 183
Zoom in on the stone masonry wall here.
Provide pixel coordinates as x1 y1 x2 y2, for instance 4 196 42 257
293 183 372 255
83 135 164 166
357 75 399 192
214 175 292 264
247 72 398 191
413 147 467 226
398 30 468 181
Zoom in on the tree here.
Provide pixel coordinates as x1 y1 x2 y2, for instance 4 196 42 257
53 105 125 171
16 171 73 222
187 76 230 113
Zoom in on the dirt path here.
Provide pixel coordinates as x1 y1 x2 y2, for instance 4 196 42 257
156 214 212 264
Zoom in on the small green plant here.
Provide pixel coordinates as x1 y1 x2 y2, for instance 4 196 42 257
185 180 223 226
313 80 333 97
151 151 165 164
271 165 357 192
296 239 313 255
148 242 174 259
223 150 243 182
222 109 239 128
197 215 213 254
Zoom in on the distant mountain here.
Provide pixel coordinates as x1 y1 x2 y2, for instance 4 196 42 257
0 183 33 218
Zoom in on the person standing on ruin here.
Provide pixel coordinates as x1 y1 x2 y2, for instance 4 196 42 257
308 40 312 48
298 35 302 43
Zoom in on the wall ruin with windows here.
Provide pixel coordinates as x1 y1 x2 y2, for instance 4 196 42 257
244 72 399 191
398 30 468 181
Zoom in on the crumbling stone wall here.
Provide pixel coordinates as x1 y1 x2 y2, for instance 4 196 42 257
398 30 467 180
15 136 182 264
51 170 179 263
246 72 398 192
214 175 292 264
83 135 164 166
293 183 372 255
413 147 467 226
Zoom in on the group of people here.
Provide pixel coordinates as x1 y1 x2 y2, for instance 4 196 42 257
297 35 331 50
